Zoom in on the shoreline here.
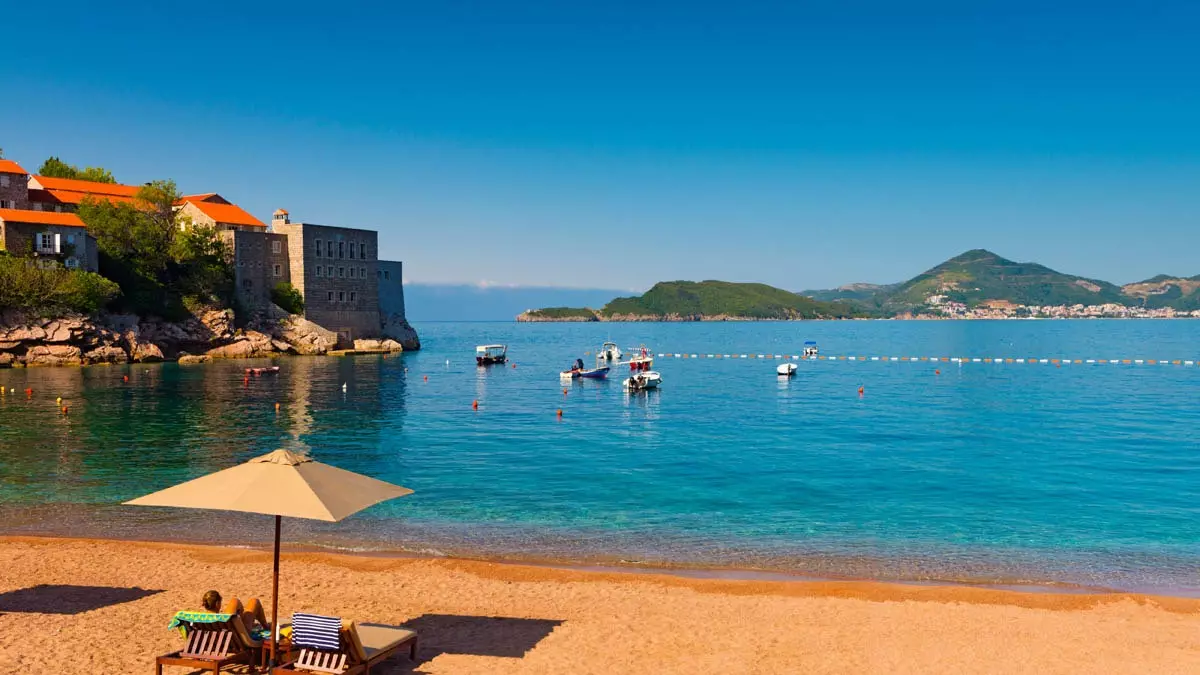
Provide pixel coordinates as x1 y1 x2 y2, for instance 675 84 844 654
5 535 1198 611
5 535 1200 673
1 533 1183 601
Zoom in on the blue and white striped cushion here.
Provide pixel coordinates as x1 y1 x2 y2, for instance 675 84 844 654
291 612 342 651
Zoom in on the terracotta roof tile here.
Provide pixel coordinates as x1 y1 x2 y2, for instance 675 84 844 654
30 175 141 197
0 160 29 175
30 189 139 206
184 199 265 228
0 208 86 227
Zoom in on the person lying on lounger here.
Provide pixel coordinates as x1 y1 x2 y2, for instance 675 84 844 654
202 590 269 634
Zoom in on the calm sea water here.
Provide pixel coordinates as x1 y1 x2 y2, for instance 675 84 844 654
2 320 1199 594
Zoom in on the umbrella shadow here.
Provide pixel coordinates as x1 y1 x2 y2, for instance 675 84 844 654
374 614 564 672
0 584 163 615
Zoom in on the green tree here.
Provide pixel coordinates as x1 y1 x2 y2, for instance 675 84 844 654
271 282 305 315
37 156 117 183
0 256 120 315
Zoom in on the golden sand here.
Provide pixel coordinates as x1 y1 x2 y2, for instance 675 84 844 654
1 536 1198 674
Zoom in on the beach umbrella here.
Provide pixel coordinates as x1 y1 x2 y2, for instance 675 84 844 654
125 449 413 666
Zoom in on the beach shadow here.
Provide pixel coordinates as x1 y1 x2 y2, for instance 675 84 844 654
370 614 563 672
0 584 163 615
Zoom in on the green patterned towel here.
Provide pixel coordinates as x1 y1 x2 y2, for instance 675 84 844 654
168 611 233 636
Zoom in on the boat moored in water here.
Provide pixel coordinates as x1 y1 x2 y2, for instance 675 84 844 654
803 341 819 358
627 345 654 371
562 358 610 379
777 362 797 377
623 370 662 391
476 344 508 365
598 342 622 362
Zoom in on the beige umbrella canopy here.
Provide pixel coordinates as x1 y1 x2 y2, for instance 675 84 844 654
125 449 413 665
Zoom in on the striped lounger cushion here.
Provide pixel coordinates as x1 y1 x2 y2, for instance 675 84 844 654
291 613 342 651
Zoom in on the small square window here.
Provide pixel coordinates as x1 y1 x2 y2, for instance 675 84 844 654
349 243 356 260
315 239 322 257
338 241 345 259
273 240 281 254
273 264 281 277
242 279 252 289
327 291 334 302
337 291 345 302
384 270 390 280
0 175 8 187
326 265 333 277
316 266 323 277
359 243 366 259
359 266 366 278
350 291 357 302
326 241 334 257
338 267 344 278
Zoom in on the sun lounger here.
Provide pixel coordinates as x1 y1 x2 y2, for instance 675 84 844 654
274 612 418 674
157 611 263 674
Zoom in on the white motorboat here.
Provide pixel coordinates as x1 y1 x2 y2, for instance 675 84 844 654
623 370 662 391
598 341 622 362
777 362 797 376
802 341 819 358
475 344 507 365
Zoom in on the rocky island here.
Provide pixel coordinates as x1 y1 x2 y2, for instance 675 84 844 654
517 280 859 322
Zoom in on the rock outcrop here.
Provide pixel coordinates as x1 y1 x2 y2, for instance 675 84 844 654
381 313 421 351
0 303 419 367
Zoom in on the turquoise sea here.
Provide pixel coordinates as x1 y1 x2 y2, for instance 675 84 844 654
2 320 1199 594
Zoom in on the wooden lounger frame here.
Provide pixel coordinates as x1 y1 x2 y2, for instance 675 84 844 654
156 618 260 674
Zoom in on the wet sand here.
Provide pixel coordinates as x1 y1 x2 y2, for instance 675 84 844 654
2 536 1198 674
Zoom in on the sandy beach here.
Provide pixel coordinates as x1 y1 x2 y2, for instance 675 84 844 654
0 537 1197 674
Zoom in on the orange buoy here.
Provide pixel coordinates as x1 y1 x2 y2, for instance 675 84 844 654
935 369 940 375
857 386 864 395
25 388 32 398
472 400 479 410
274 402 281 412
556 409 563 417
123 375 129 383
512 364 517 369
423 375 428 382
562 388 568 395
61 406 69 415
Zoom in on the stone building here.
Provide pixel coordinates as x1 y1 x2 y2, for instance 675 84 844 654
0 208 98 272
178 194 267 231
26 175 141 212
219 228 291 310
270 209 383 345
0 160 31 210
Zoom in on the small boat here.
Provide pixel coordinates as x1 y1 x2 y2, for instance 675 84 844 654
628 345 654 372
476 344 507 365
623 370 662 391
245 366 280 375
598 342 622 362
777 363 797 377
561 358 611 380
803 341 819 358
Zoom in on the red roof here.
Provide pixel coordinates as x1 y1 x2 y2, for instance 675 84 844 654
0 208 85 227
179 193 230 205
0 160 28 175
31 175 141 197
183 199 265 228
29 189 139 206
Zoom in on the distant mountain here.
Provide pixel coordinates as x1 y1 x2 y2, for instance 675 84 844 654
801 282 899 304
521 280 859 321
404 284 626 321
801 249 1135 314
1121 275 1200 311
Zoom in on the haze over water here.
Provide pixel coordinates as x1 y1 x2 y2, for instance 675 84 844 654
2 320 1198 594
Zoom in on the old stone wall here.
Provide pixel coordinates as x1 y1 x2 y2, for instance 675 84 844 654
0 170 28 209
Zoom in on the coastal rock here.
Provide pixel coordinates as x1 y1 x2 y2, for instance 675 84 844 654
83 345 128 365
381 315 421 351
0 352 14 367
204 331 277 359
24 344 83 367
277 317 339 355
132 341 165 363
177 354 212 365
0 341 18 350
380 339 403 352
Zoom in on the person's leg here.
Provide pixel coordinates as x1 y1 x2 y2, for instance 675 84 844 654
243 597 269 630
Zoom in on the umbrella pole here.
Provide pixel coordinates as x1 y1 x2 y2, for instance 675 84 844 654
269 514 281 669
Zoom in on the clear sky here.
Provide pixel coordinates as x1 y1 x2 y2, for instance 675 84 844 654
2 1 1197 290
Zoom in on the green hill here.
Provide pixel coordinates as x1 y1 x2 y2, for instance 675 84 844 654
1122 275 1200 310
520 280 859 320
802 249 1131 314
601 280 857 319
883 249 1126 310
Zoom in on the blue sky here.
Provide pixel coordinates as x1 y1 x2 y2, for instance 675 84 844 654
2 1 1197 290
